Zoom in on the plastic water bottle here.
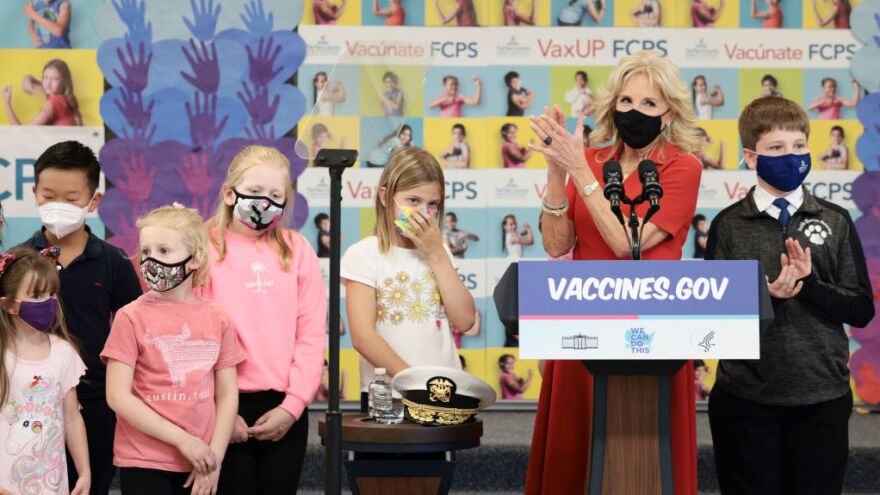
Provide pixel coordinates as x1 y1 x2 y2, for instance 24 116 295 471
368 368 394 423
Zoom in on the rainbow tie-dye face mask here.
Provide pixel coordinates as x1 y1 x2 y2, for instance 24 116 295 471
393 202 438 239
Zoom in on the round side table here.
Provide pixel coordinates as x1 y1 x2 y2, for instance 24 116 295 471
319 413 483 495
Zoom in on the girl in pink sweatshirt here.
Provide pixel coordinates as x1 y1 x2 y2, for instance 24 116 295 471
201 145 327 493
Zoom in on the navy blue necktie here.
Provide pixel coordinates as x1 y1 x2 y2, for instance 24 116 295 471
773 198 790 230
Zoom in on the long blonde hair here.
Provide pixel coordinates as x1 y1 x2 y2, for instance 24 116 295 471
137 206 212 287
44 59 83 126
591 50 699 160
208 146 296 269
375 147 445 254
0 248 78 409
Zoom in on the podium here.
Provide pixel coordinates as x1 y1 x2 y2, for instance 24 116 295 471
495 260 772 495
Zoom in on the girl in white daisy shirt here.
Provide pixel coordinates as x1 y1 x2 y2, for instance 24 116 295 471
341 147 476 406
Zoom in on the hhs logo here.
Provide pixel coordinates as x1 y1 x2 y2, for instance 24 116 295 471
625 327 654 354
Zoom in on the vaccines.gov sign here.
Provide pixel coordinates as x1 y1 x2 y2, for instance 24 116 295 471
518 260 760 360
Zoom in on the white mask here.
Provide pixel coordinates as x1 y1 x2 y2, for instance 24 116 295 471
38 201 90 239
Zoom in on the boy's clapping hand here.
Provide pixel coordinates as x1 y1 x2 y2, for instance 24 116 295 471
784 238 812 281
766 239 812 299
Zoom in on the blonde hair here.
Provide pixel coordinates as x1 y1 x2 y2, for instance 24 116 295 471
375 147 445 254
208 146 295 269
137 206 212 287
0 247 78 409
591 51 700 160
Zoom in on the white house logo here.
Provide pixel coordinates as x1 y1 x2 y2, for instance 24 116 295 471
685 39 719 61
494 178 529 201
308 35 341 57
798 219 832 246
497 36 530 58
305 176 331 199
562 333 598 350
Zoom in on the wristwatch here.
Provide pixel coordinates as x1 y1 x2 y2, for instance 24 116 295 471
581 180 600 198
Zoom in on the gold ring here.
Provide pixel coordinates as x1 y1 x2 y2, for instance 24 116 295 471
278 424 286 431
204 475 209 481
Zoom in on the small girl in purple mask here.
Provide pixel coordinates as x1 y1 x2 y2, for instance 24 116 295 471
0 246 90 495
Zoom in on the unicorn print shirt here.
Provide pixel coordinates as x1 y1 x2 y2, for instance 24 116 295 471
100 294 244 472
1 335 85 495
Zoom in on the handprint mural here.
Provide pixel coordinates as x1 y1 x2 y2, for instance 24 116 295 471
96 0 307 255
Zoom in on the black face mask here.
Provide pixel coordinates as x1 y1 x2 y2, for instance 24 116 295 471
613 108 670 149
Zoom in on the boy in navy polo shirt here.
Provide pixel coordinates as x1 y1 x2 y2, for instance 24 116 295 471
21 141 142 495
705 97 873 494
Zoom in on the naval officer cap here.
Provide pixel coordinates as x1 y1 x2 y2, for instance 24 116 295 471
392 366 496 426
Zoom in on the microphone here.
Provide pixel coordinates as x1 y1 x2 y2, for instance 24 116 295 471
638 159 663 224
602 161 625 226
638 160 663 206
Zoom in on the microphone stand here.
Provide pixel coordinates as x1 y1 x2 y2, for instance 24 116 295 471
315 148 357 495
621 195 644 260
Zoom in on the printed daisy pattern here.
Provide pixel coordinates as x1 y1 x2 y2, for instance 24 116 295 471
378 270 446 326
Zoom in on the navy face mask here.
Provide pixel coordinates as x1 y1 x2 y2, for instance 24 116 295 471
755 152 811 192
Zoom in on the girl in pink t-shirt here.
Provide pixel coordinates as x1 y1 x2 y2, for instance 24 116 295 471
501 123 534 168
102 207 244 495
498 353 534 400
807 77 860 120
203 146 327 493
0 247 89 495
429 75 482 118
2 59 82 126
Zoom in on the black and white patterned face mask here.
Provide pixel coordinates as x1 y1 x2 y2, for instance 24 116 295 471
141 255 193 292
232 189 285 231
